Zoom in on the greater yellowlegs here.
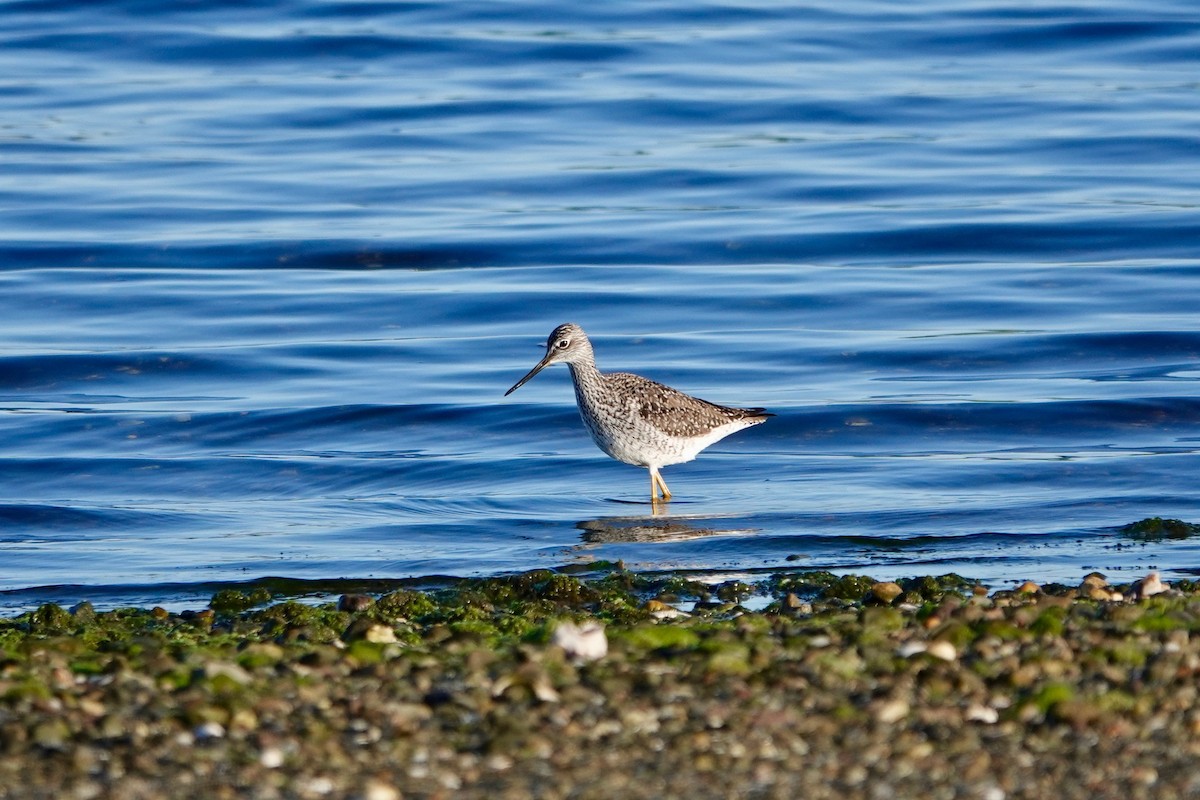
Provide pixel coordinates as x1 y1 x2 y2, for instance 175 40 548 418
504 323 772 501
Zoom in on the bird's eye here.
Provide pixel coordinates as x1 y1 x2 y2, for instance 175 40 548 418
556 338 571 349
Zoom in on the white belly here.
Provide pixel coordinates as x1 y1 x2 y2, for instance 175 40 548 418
577 399 750 469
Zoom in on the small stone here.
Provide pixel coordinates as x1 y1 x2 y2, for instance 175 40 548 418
71 781 103 800
1084 586 1113 601
896 641 927 658
781 593 812 615
229 708 258 732
78 698 107 718
1130 766 1158 786
301 777 335 796
869 582 903 604
485 754 514 771
193 721 226 741
1081 572 1108 589
926 640 958 661
33 719 71 749
342 618 398 644
645 599 688 619
1015 581 1041 595
493 664 560 703
202 661 253 686
239 642 285 669
875 699 909 723
551 620 607 663
966 704 999 724
653 607 689 620
364 624 398 644
98 715 127 740
338 594 374 612
260 747 285 769
182 608 215 629
533 676 562 703
384 702 432 732
360 780 401 800
70 601 97 622
1131 572 1168 600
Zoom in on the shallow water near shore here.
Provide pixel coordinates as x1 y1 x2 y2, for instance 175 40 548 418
3 0 1200 612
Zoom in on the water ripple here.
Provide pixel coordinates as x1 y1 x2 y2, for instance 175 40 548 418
3 0 1200 610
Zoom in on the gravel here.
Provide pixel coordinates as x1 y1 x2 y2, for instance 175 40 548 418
3 567 1200 799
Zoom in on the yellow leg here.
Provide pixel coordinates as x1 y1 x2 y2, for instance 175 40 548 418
649 468 672 502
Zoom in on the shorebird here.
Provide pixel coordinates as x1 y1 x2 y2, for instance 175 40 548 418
504 323 772 501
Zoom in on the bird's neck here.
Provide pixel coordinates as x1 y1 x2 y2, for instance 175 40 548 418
567 358 603 390
567 360 605 424
561 355 600 398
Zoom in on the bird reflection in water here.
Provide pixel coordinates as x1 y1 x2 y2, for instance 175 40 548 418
575 514 755 545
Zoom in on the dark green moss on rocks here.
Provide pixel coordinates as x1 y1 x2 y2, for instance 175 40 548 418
1121 516 1200 540
209 587 273 614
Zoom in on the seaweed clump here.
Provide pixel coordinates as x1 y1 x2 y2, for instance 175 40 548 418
1121 517 1200 541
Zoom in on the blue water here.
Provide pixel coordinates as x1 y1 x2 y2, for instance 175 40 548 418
3 0 1200 612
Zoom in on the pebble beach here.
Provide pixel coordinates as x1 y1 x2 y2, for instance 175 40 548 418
8 1 1200 797
4 549 1200 799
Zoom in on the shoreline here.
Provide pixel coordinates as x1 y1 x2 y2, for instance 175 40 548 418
3 564 1200 799
2 516 1192 618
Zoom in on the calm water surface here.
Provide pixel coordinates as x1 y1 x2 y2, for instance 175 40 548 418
3 0 1200 611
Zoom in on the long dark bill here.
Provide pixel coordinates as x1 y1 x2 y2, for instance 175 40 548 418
504 353 553 396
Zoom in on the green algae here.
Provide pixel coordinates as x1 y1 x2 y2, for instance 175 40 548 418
8 569 1200 798
248 600 347 641
1105 639 1151 668
375 588 438 620
656 576 714 602
820 574 876 600
236 642 285 670
0 569 1195 702
1121 517 1200 541
931 620 977 649
2 678 53 702
767 571 974 605
1126 598 1195 632
714 581 754 603
69 601 96 624
459 570 601 607
899 574 975 601
210 587 273 614
619 623 701 653
1030 606 1067 637
703 642 752 676
27 603 72 634
1092 689 1139 713
345 640 390 664
1031 682 1076 714
971 611 1023 640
